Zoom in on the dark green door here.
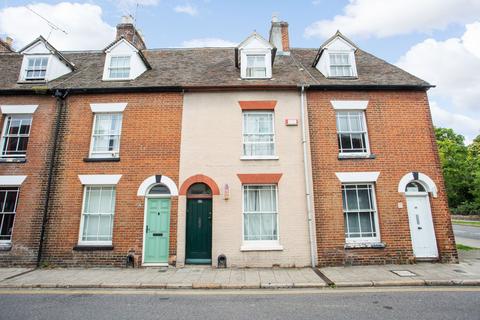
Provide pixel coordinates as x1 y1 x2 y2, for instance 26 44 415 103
186 198 212 264
144 198 170 264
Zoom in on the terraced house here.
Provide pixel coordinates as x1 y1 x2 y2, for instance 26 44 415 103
0 17 457 268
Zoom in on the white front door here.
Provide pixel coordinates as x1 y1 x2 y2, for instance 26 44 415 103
406 194 438 258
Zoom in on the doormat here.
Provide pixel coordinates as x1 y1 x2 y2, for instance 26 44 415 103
390 270 417 277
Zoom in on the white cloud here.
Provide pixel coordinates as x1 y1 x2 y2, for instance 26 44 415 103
174 5 198 16
305 0 480 38
0 2 115 50
430 101 479 144
397 21 480 113
182 38 237 47
396 22 480 141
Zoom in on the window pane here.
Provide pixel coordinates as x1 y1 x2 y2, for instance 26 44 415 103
346 212 360 236
339 133 352 151
1 115 32 158
0 188 18 241
91 114 122 156
357 187 371 210
243 112 274 156
82 186 115 242
243 185 278 241
342 184 378 240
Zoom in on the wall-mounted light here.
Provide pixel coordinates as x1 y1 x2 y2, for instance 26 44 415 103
224 184 230 200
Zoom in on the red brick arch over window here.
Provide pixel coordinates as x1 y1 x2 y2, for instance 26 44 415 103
179 174 220 196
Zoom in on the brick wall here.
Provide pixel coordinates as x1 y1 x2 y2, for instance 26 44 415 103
0 95 57 266
42 92 182 267
307 90 457 266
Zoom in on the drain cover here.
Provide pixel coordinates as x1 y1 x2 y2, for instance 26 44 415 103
391 270 417 277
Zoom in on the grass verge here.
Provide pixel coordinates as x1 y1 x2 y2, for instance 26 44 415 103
452 219 480 227
456 244 479 251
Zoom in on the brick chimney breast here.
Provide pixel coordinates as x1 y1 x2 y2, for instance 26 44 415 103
269 15 290 54
116 15 147 50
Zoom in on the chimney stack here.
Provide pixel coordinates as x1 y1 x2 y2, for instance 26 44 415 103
116 15 147 50
0 36 13 53
269 14 290 54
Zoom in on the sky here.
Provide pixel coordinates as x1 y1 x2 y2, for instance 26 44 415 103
0 0 479 143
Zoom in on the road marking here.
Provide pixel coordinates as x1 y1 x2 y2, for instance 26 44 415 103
0 287 479 296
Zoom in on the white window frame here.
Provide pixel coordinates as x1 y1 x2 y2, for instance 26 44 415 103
240 184 283 251
245 54 267 79
0 187 20 244
335 110 371 157
240 49 272 79
88 113 123 159
23 55 50 81
107 55 131 80
241 111 277 160
342 183 381 244
78 185 116 246
327 51 357 78
0 114 33 159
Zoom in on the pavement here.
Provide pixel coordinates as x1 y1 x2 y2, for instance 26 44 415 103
0 222 478 290
453 223 480 248
0 250 479 289
0 267 326 289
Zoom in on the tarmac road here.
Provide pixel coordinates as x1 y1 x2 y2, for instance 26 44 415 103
0 287 479 320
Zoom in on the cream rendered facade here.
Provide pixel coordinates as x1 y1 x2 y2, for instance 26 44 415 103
176 91 313 268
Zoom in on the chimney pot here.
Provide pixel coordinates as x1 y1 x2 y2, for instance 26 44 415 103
269 15 290 54
121 15 134 24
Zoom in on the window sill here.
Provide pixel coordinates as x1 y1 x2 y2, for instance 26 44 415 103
83 157 120 163
0 243 12 251
73 245 114 251
338 154 375 160
344 242 385 249
0 158 27 163
240 244 284 252
240 156 279 161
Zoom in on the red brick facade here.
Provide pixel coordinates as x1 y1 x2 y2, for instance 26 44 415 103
41 92 183 267
307 90 457 266
0 95 58 266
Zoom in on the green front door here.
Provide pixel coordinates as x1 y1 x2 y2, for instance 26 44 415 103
144 198 171 264
186 198 212 264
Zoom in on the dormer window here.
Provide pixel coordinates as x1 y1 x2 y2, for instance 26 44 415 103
109 56 131 79
236 32 275 80
18 36 74 83
102 38 150 81
313 31 358 79
25 56 49 81
329 53 353 77
246 55 267 78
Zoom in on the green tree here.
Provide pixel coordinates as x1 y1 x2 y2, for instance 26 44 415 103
467 135 480 205
435 128 474 209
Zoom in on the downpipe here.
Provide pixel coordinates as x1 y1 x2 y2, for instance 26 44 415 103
36 89 68 267
299 85 317 267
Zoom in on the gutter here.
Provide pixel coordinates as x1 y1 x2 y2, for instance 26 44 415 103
299 85 317 267
36 89 68 267
307 84 434 91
